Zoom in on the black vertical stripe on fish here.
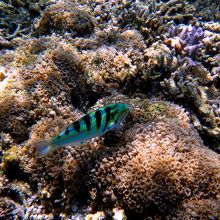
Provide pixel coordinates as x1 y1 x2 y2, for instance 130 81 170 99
83 114 91 131
95 109 102 130
74 120 80 132
103 106 111 132
65 128 70 135
110 110 119 120
111 110 119 124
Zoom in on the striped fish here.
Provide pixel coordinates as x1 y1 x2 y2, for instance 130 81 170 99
35 103 130 157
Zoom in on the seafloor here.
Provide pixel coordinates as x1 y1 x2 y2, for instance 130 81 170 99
0 0 219 219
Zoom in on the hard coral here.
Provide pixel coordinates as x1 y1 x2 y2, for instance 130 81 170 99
165 24 206 58
0 96 219 219
0 0 219 218
162 60 220 152
0 67 32 143
81 29 147 93
33 2 95 37
0 0 45 49
116 0 195 45
0 34 100 143
189 0 220 21
88 99 220 218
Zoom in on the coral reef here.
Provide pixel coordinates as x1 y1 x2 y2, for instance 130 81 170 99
189 0 220 21
0 34 101 143
0 0 220 219
81 29 147 93
113 0 196 45
1 97 220 219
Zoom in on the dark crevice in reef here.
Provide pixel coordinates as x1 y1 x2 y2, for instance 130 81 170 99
199 132 220 153
125 204 167 220
41 173 66 215
1 186 24 205
70 89 102 113
3 159 29 182
121 74 153 97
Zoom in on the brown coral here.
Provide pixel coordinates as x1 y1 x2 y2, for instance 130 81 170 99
0 94 219 219
33 2 95 37
0 34 101 143
88 100 220 218
81 29 147 93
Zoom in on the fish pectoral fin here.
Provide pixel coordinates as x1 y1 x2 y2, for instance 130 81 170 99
34 139 56 157
110 122 125 131
115 123 124 130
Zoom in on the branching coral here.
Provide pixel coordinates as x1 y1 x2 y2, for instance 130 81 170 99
165 24 206 58
0 0 46 49
161 60 220 152
115 0 196 45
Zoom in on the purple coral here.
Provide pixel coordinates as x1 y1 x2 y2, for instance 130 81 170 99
167 24 206 58
179 25 205 56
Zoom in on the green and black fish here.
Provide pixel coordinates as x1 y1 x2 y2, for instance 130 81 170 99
35 103 130 156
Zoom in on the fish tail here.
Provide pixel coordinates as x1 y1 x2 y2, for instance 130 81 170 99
34 139 56 157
